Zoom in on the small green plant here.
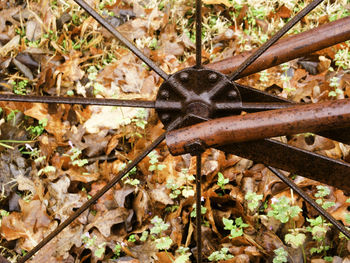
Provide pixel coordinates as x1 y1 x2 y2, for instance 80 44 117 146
190 204 207 218
166 171 195 199
27 118 48 138
208 247 234 262
128 234 136 243
118 162 139 186
222 217 249 239
6 110 20 125
66 142 88 167
12 80 29 95
273 247 288 263
174 246 192 263
334 48 350 69
94 242 106 258
148 150 166 172
217 172 229 190
306 216 331 255
113 243 122 258
245 191 263 212
314 185 336 210
38 165 56 176
268 196 302 223
145 216 173 250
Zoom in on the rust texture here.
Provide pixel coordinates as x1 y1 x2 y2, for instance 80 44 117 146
206 16 350 78
166 99 350 155
218 139 350 192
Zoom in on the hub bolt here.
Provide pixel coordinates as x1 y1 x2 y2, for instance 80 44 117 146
160 90 170 99
160 113 171 122
228 90 238 99
179 72 189 82
208 73 218 82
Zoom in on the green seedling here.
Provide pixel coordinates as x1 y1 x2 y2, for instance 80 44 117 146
268 196 302 223
273 247 288 263
223 217 249 239
208 247 234 262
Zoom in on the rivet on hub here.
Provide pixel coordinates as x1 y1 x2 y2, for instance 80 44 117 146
160 113 171 122
160 90 170 99
208 73 218 83
228 90 238 99
179 72 189 82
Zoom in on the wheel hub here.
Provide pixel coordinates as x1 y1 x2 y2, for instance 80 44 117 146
155 67 242 129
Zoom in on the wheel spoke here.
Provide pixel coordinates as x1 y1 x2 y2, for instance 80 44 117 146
17 131 167 263
0 94 155 108
235 82 350 144
74 0 169 80
218 139 350 192
268 167 350 239
207 16 350 77
229 0 324 81
195 154 202 263
195 0 202 68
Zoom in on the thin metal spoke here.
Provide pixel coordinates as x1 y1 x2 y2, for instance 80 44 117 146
195 0 202 68
17 132 167 263
268 166 350 239
196 154 202 263
229 0 324 81
0 94 155 108
74 0 169 80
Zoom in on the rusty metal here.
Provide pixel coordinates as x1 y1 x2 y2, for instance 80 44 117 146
207 16 350 77
218 139 350 192
155 68 242 128
196 154 202 263
166 99 350 155
268 167 350 239
228 0 324 81
74 0 168 80
195 0 202 68
235 82 350 144
0 94 155 108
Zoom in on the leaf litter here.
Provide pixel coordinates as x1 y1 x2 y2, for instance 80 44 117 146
0 0 349 262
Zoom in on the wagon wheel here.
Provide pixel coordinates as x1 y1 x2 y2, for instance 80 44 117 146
1 0 350 261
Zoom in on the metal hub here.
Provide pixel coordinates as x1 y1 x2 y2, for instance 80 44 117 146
155 67 242 128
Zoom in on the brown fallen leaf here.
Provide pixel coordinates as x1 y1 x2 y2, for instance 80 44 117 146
1 199 52 250
202 0 232 7
86 208 129 237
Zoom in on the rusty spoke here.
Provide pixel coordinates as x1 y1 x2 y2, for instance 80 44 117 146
268 167 350 239
229 0 324 81
218 139 350 192
0 94 155 108
166 99 350 156
207 16 350 77
195 0 202 68
74 0 169 80
195 154 202 263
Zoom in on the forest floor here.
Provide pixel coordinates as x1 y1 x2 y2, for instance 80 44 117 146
0 0 350 262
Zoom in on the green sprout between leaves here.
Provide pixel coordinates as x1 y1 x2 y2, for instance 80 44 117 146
314 185 336 210
273 247 288 263
174 246 192 263
268 196 302 223
66 142 88 167
190 204 207 218
27 118 48 138
245 191 263 212
217 172 229 190
222 217 249 239
148 150 166 172
208 247 234 262
12 80 29 95
306 216 331 255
